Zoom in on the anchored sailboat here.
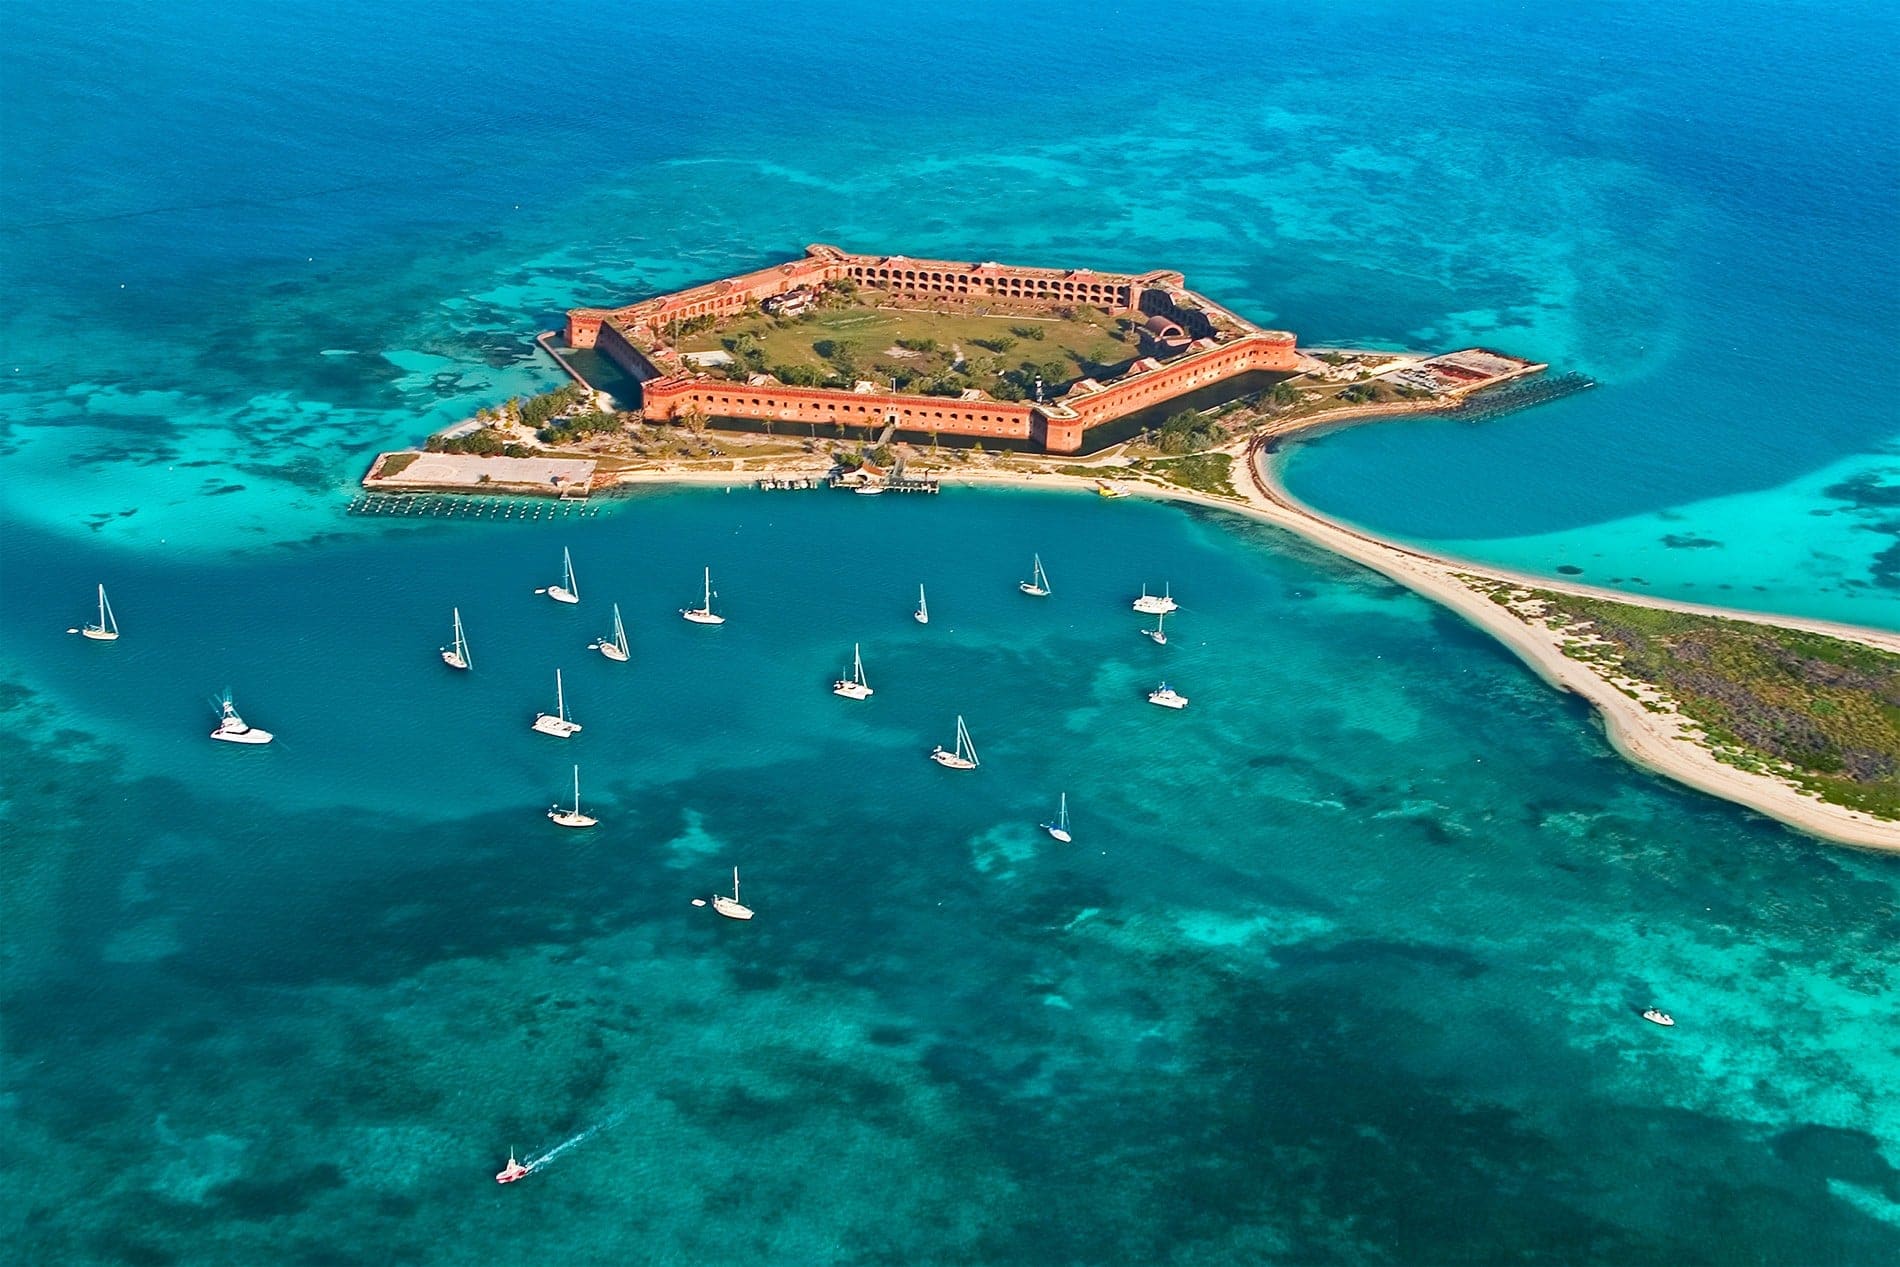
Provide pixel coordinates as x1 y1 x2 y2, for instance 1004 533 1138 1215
209 690 273 744
71 584 120 641
532 669 583 737
930 714 979 769
1018 553 1051 597
681 566 725 625
548 765 598 828
1041 792 1072 843
440 607 471 670
712 867 754 920
914 583 929 625
832 643 873 699
592 603 629 662
1143 610 1168 645
538 547 580 604
1133 583 1178 615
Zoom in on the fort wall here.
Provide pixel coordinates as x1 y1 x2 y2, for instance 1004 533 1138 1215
566 245 1299 453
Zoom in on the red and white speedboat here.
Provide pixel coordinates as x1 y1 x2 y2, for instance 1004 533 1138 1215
496 1151 531 1184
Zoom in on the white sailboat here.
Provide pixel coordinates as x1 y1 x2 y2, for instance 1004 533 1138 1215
1018 553 1051 597
831 642 873 699
1143 610 1168 645
1147 682 1189 710
681 566 725 625
930 714 979 769
914 583 929 625
209 690 273 744
1133 583 1178 615
72 584 120 641
1041 792 1072 843
532 669 583 737
440 607 471 670
712 867 754 920
548 765 598 828
539 547 580 604
591 603 629 662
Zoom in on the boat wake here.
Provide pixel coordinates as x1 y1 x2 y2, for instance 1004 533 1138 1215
524 1110 627 1173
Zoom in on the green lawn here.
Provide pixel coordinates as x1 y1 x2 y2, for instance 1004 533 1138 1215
678 303 1140 395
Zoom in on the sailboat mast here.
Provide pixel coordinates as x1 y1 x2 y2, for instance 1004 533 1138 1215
704 567 712 609
732 867 740 902
572 765 581 812
555 670 566 720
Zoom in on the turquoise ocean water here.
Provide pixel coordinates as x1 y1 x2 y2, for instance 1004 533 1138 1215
4 1 1899 1262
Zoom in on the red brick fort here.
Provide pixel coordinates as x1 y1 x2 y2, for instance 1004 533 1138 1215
565 244 1299 454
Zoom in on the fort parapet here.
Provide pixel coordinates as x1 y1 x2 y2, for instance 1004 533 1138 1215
565 244 1299 453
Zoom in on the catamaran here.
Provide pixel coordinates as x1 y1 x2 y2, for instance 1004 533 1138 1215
1018 553 1051 597
496 1151 531 1184
1143 610 1168 646
1133 583 1178 615
712 867 754 920
440 607 471 670
72 584 120 641
832 643 873 699
592 603 629 662
540 547 580 604
681 566 725 625
1041 792 1072 843
930 714 979 769
532 669 583 737
914 583 929 625
548 765 598 828
209 690 273 744
1147 682 1189 710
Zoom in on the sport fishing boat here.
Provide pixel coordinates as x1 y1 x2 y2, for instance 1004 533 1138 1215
209 691 274 744
531 669 582 737
496 1151 531 1184
832 643 873 699
930 715 979 769
1147 683 1188 710
681 566 725 625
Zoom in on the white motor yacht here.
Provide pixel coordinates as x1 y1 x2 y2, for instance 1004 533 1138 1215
1147 683 1188 710
209 692 274 744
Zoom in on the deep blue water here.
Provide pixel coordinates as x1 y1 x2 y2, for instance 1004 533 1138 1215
4 2 1899 1262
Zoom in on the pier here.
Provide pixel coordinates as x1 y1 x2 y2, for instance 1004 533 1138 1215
345 492 603 520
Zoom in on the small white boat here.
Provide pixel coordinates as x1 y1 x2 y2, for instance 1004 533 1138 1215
854 481 885 496
548 764 598 828
592 603 629 662
209 691 273 744
1641 1008 1675 1028
540 547 580 604
440 607 471 670
1132 583 1178 615
532 669 583 737
712 867 754 920
1147 683 1188 710
914 583 929 625
832 642 873 699
930 714 979 769
73 584 120 641
1041 791 1072 843
1018 553 1051 598
681 566 726 625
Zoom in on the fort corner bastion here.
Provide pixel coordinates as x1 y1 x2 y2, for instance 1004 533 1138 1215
563 244 1300 454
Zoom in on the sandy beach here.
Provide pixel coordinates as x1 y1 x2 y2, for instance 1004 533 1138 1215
587 445 1900 853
